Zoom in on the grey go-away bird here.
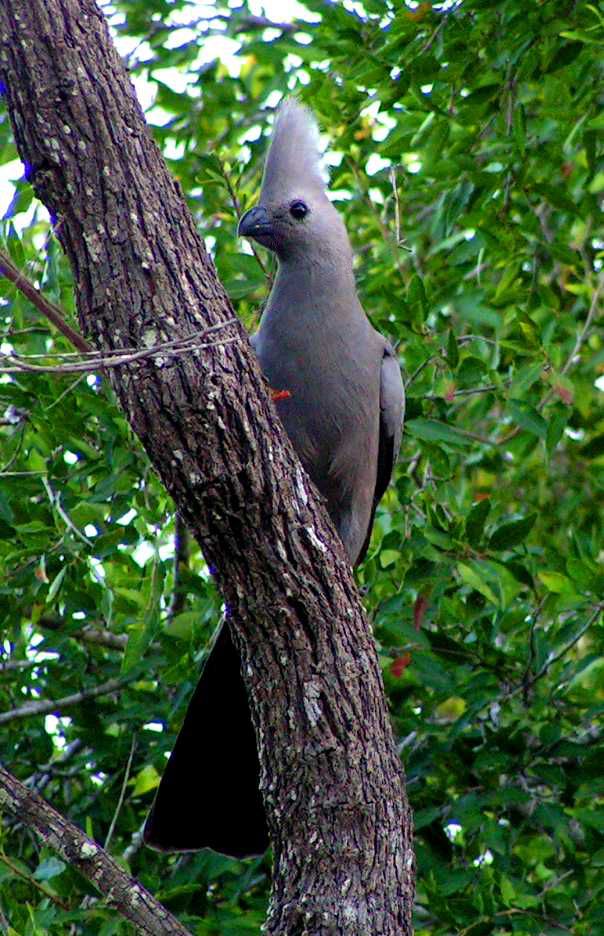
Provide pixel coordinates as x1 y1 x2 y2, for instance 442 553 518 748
144 99 405 857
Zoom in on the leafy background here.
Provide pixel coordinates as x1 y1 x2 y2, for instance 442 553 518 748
1 0 603 933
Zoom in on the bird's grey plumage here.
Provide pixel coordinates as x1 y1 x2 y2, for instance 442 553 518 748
144 99 404 857
244 99 404 563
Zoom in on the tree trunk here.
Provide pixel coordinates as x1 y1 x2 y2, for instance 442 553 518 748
0 2 414 932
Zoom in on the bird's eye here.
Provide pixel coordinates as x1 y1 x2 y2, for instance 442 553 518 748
289 200 308 220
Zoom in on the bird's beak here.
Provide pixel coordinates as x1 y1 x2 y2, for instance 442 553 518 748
238 205 274 239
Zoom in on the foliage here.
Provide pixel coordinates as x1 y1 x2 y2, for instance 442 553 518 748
1 0 603 933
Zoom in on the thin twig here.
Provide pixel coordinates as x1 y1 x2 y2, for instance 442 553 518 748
429 418 495 446
389 166 411 250
42 476 93 547
46 373 87 411
0 657 45 673
405 353 439 389
544 271 603 383
27 738 85 794
0 325 239 375
526 603 603 690
231 13 299 33
348 158 408 279
456 334 499 347
463 257 488 282
503 602 603 705
520 598 546 703
0 850 70 910
0 424 26 474
104 735 136 851
123 823 146 864
217 157 271 281
419 15 447 55
423 383 500 400
76 626 128 650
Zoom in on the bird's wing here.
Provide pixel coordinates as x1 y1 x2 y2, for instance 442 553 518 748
356 342 404 565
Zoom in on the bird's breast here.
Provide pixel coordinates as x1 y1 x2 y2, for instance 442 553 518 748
255 324 380 489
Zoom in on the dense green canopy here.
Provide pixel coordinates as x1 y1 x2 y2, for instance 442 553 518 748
1 1 602 933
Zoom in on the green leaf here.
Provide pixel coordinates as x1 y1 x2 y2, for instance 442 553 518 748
132 764 160 797
547 41 584 71
379 548 401 568
507 400 547 439
406 418 471 448
500 875 516 906
414 806 441 830
465 499 491 547
34 858 66 881
0 490 15 523
122 559 162 672
587 112 604 130
538 571 575 594
546 408 569 454
164 610 201 639
510 361 543 397
457 562 499 605
447 329 459 369
566 557 597 591
488 514 536 550
46 566 67 603
407 274 428 323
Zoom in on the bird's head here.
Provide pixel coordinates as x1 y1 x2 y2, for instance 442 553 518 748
238 99 350 266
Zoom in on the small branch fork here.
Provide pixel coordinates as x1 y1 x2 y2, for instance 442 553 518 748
0 247 240 374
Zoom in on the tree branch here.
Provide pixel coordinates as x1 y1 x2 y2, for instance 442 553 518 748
0 767 193 936
0 676 134 725
523 602 603 693
27 738 85 794
37 615 128 650
0 247 91 352
0 657 44 673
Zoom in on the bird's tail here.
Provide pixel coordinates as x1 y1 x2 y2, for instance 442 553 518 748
143 623 267 858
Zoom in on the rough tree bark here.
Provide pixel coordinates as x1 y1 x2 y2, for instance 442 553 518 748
0 2 414 932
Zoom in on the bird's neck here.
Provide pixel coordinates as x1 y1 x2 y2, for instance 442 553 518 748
266 253 359 324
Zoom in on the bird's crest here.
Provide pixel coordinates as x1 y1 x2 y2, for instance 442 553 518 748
260 99 327 203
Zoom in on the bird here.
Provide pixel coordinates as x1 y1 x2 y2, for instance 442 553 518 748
143 99 405 858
